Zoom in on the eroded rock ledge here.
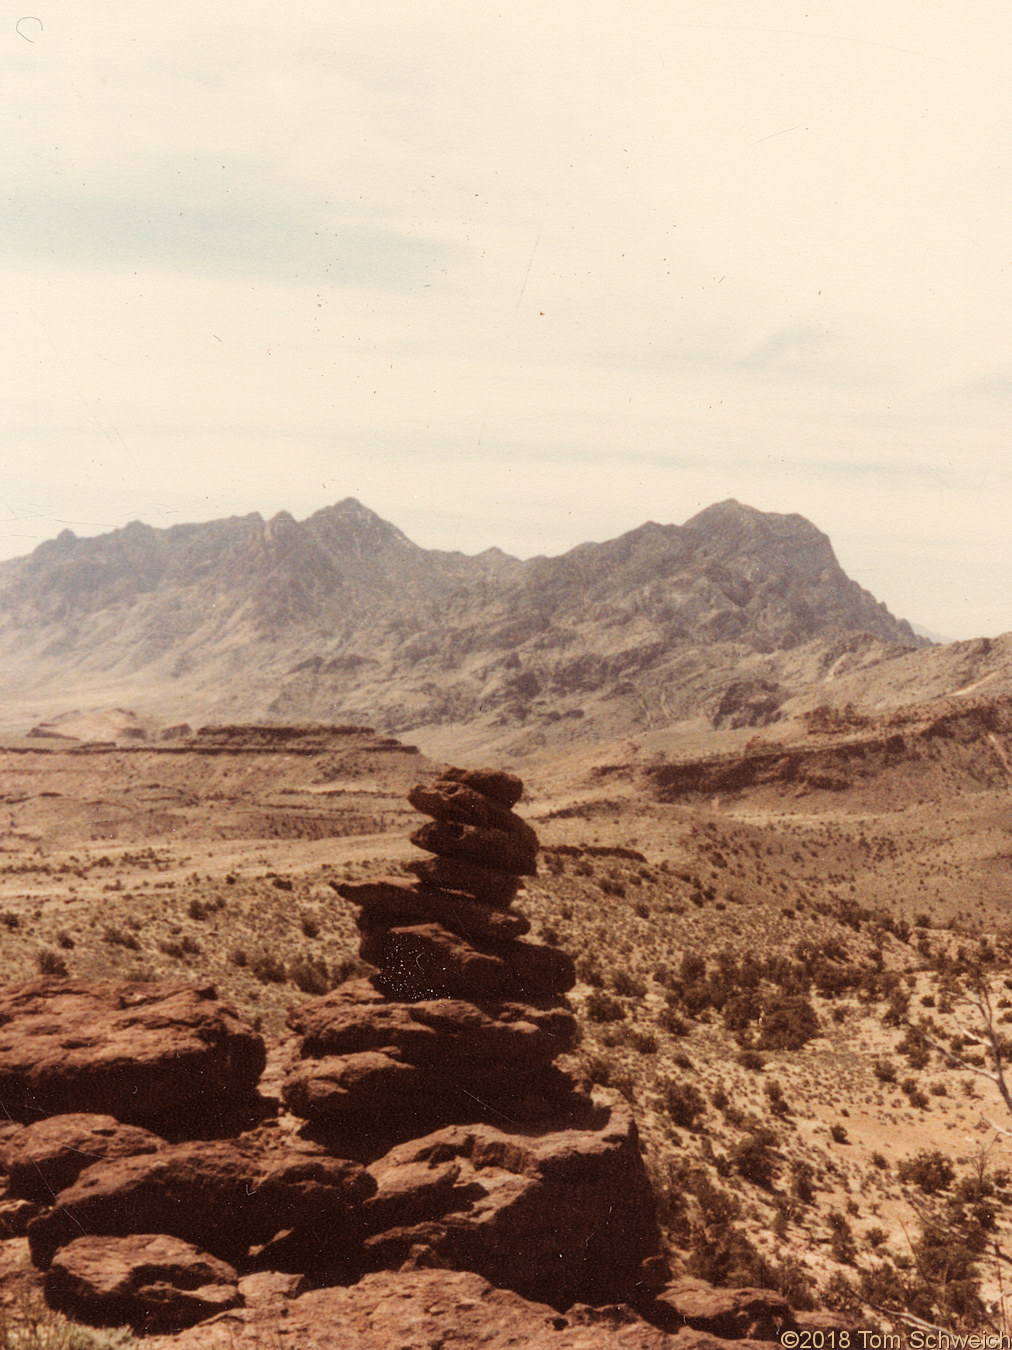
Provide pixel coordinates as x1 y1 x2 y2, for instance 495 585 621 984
0 765 842 1345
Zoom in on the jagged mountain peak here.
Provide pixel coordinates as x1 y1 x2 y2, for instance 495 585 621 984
0 497 929 741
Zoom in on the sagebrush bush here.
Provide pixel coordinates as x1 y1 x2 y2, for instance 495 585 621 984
585 989 626 1022
897 1150 955 1194
661 1079 706 1130
37 949 68 977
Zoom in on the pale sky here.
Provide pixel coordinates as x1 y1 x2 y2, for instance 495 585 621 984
2 3 1010 639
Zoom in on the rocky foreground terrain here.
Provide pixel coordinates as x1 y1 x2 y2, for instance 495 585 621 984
2 699 1012 1342
0 758 855 1348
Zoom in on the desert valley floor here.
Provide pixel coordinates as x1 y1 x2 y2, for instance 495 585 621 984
2 697 1012 1339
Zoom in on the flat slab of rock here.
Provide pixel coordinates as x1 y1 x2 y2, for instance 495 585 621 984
0 979 266 1135
286 977 576 1065
361 922 576 1002
338 876 530 942
141 1267 722 1349
283 1046 587 1143
437 767 524 808
406 855 520 908
46 1233 241 1333
410 820 538 876
408 781 537 849
28 1132 374 1268
0 1113 164 1202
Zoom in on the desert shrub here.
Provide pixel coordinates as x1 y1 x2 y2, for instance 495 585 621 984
585 989 626 1022
630 1029 658 1054
830 1122 849 1144
871 1151 889 1170
661 1080 706 1130
55 930 75 950
656 1006 689 1035
271 875 294 891
897 1027 931 1069
1 910 20 930
900 1077 930 1109
331 955 368 984
872 1058 897 1083
36 949 68 977
289 955 330 995
250 949 287 984
791 1160 816 1204
583 1054 612 1086
827 1210 857 1264
680 950 706 983
764 1079 790 1116
723 990 762 1034
882 986 911 1025
576 958 605 987
159 939 184 958
730 1127 779 1188
299 911 321 938
187 898 209 921
180 934 201 955
865 1226 887 1248
908 1221 986 1327
759 995 819 1050
897 1149 955 1194
102 926 140 951
230 946 248 967
612 967 646 998
738 1049 765 1072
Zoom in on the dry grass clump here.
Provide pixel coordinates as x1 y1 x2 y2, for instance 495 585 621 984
0 1283 136 1349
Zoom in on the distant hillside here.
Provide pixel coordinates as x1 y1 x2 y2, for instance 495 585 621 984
0 498 929 745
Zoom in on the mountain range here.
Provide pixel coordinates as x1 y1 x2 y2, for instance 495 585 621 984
0 498 937 747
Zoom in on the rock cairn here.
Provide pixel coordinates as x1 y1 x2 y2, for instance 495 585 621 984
281 766 587 1144
356 765 575 1004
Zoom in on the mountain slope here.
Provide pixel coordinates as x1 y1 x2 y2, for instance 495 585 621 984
0 498 928 744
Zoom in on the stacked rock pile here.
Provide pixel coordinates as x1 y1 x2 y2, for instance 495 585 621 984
281 766 589 1144
354 766 575 1003
3 766 786 1340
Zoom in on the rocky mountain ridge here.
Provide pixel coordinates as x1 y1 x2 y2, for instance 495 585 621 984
0 498 928 746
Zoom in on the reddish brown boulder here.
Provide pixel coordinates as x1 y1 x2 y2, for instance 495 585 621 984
283 1047 588 1141
406 855 520 908
27 1133 374 1268
650 1281 797 1339
338 876 530 942
0 1113 164 1202
286 977 576 1065
359 1096 666 1310
408 781 538 850
361 922 575 1002
0 979 266 1135
363 1155 463 1230
45 1233 241 1333
410 819 538 876
141 1267 714 1350
438 766 524 808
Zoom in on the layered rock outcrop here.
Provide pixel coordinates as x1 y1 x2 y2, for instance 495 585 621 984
0 764 832 1345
